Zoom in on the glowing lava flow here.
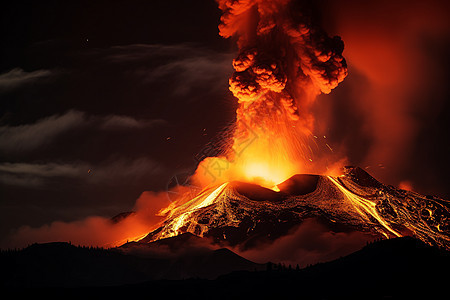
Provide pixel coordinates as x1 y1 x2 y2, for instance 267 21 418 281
157 183 229 240
141 167 450 249
327 176 401 238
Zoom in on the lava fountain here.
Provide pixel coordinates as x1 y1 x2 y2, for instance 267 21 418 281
193 0 347 189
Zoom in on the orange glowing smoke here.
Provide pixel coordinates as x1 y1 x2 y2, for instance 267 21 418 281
2 190 174 249
319 0 450 189
194 0 348 188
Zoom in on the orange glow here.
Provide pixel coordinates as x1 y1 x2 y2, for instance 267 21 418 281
239 160 293 187
191 0 348 189
154 183 230 240
399 180 414 192
228 122 305 187
192 85 345 189
119 0 349 246
192 120 308 189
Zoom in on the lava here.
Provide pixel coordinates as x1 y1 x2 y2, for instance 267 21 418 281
328 176 401 238
156 183 230 240
143 168 450 250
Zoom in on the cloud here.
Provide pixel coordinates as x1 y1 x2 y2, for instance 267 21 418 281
0 158 165 188
99 114 166 130
101 44 233 96
104 44 223 63
0 110 166 153
0 162 86 187
104 44 193 62
0 110 86 152
86 158 166 185
0 162 85 177
0 68 53 91
143 54 232 96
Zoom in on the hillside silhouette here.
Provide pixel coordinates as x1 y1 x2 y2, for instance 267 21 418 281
1 236 448 299
0 235 262 287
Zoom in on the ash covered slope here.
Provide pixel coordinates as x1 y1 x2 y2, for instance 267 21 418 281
142 167 450 249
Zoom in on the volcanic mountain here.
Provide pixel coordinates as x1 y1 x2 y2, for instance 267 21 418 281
141 167 450 250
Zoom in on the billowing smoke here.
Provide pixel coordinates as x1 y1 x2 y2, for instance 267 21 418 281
219 0 347 127
194 0 348 187
223 0 346 116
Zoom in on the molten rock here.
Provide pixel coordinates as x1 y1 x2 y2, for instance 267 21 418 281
142 167 450 250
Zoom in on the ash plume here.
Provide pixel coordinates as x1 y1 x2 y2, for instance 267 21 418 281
218 0 347 121
194 0 349 187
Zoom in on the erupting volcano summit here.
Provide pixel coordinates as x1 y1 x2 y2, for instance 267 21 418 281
136 0 450 253
143 167 450 250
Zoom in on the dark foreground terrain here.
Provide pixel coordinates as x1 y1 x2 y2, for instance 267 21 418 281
1 237 449 299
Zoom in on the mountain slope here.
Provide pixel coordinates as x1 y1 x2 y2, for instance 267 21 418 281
142 167 450 250
0 235 263 287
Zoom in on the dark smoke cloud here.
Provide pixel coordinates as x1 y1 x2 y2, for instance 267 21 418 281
217 0 348 123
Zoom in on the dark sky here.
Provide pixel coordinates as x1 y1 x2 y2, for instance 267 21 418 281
1 0 449 244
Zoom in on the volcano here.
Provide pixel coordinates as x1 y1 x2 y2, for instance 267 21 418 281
139 0 450 255
141 167 450 251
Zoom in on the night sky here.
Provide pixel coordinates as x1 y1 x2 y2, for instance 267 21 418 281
1 0 449 246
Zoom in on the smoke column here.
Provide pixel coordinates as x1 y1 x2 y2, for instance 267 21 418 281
195 0 348 187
